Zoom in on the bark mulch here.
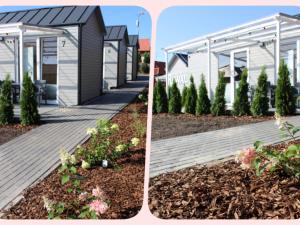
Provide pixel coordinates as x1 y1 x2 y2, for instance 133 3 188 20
149 140 300 219
152 113 274 140
1 99 147 219
0 124 35 145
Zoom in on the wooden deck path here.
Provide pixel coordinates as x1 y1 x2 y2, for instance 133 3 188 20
150 115 300 177
0 76 148 209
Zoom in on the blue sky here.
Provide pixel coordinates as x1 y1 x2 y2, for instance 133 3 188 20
0 6 152 38
156 6 300 61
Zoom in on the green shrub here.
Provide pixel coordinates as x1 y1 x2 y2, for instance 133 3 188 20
251 66 269 116
141 63 149 74
152 83 157 114
138 52 142 63
232 69 250 116
154 79 168 113
20 73 40 125
0 75 14 125
168 79 182 114
275 59 296 116
185 76 197 114
143 52 150 64
181 85 188 110
196 75 211 115
211 72 226 116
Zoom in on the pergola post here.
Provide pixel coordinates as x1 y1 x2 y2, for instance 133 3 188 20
165 51 169 93
275 18 281 83
19 29 24 87
297 39 300 83
207 39 211 99
36 37 41 80
230 51 235 105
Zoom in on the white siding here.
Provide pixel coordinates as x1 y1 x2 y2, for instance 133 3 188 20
58 26 79 106
103 41 118 89
127 46 133 80
0 38 16 81
118 38 127 86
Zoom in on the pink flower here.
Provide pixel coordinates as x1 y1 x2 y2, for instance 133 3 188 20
235 147 256 169
92 186 104 199
89 200 109 215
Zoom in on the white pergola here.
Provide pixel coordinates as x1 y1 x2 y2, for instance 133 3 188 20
164 13 300 100
0 22 64 86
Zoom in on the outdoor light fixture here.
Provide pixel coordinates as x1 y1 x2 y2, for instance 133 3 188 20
136 11 145 36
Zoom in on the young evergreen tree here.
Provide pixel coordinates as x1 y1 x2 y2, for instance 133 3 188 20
168 79 182 113
232 68 250 116
275 59 296 115
154 79 168 113
251 66 269 116
181 85 188 110
20 73 40 125
211 71 226 116
196 75 211 115
185 76 197 114
0 75 14 125
152 81 158 114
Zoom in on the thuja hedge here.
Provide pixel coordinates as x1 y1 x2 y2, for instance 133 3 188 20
153 63 297 116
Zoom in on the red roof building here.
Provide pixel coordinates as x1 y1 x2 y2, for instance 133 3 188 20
138 38 151 54
154 61 166 76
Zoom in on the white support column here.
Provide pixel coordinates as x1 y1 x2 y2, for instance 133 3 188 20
165 51 169 93
275 18 281 83
36 37 41 80
297 39 300 83
230 51 235 105
19 29 24 87
207 39 211 99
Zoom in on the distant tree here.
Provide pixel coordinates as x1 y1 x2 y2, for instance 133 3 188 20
154 79 168 113
138 52 142 63
152 81 157 114
275 59 296 115
0 75 14 125
251 66 269 116
196 75 211 115
141 63 149 74
168 80 182 114
20 73 40 125
232 69 250 116
185 76 197 114
211 72 226 116
143 52 150 64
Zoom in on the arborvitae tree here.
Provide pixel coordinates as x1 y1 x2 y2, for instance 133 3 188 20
185 76 197 114
152 81 157 114
154 79 168 113
0 75 14 125
20 73 40 125
196 75 211 115
168 80 182 114
251 66 269 116
275 59 296 115
232 68 250 116
211 72 226 116
181 85 188 110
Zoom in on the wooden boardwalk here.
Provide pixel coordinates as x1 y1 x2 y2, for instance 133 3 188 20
150 115 300 177
0 76 148 209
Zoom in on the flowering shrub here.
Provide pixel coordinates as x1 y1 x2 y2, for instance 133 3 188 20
76 119 139 168
236 112 300 178
138 91 148 106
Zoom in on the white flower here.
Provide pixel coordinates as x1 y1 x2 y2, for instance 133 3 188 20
111 123 119 131
138 94 143 99
86 128 97 136
42 196 55 212
131 137 140 147
70 155 77 165
81 160 91 169
59 149 77 166
78 192 88 201
115 144 126 152
274 112 285 129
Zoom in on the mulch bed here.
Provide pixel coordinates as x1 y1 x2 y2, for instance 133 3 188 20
1 98 147 219
149 140 300 219
0 124 35 145
152 113 274 140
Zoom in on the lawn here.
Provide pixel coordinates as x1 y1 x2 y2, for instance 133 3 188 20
151 113 273 140
148 139 300 219
1 97 147 219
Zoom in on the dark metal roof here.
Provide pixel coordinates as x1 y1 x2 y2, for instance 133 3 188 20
128 35 139 48
0 6 104 28
104 25 129 44
168 53 188 69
